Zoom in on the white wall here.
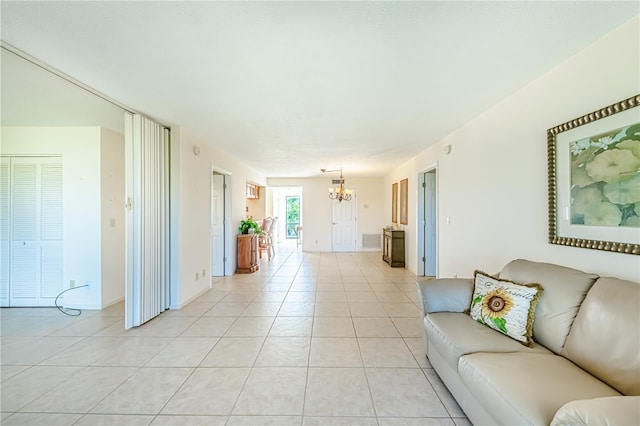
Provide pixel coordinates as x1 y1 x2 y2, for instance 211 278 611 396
265 188 275 218
1 126 115 308
268 176 385 251
246 189 266 220
170 126 267 308
386 17 640 282
100 128 125 307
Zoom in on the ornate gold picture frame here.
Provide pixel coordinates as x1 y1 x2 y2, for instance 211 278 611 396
400 178 408 225
392 182 398 224
547 94 640 255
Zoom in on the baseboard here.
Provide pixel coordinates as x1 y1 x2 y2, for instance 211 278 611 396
170 285 210 310
64 303 102 310
101 296 124 309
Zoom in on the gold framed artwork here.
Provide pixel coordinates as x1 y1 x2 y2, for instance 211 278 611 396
392 182 398 223
547 94 640 255
400 178 408 225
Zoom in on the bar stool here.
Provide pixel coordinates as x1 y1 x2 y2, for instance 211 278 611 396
258 217 273 260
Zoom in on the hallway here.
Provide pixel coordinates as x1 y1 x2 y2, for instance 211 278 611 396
1 248 468 425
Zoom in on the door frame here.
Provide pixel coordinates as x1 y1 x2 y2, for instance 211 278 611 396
269 186 303 248
417 164 438 277
285 195 301 240
211 166 232 276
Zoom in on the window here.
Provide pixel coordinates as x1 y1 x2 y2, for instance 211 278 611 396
286 196 300 239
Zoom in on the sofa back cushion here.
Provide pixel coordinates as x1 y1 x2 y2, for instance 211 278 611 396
563 277 640 396
499 259 597 354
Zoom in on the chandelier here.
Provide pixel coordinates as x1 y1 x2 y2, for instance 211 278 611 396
322 168 353 202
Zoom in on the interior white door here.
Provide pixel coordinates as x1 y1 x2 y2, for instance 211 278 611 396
6 157 63 307
418 169 437 277
211 173 225 276
417 173 426 276
331 196 357 252
425 171 437 276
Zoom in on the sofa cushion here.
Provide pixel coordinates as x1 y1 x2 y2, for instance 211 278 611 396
458 352 621 425
499 259 598 354
551 396 640 426
562 276 640 396
417 278 473 314
424 312 550 371
470 271 543 346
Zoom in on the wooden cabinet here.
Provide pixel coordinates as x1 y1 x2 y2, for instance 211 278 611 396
246 183 260 199
237 234 259 273
382 228 405 267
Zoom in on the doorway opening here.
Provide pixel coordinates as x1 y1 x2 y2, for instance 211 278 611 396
417 167 437 277
211 170 231 276
2 46 126 312
269 187 302 248
285 196 300 240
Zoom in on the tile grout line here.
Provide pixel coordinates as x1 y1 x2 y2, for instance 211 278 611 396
1 249 462 424
352 255 382 425
226 247 300 419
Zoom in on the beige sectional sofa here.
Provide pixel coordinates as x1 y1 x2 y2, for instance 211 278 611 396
417 259 640 425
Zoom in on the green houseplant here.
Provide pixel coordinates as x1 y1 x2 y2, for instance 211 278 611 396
239 217 260 234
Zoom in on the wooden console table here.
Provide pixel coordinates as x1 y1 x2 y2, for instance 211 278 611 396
382 228 405 267
237 234 259 273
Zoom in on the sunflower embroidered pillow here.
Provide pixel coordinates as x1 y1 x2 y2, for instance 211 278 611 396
470 271 544 347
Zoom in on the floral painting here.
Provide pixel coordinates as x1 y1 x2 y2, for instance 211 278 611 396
569 122 640 228
392 182 398 224
400 178 408 225
548 95 640 255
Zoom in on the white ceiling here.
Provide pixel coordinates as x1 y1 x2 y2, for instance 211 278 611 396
1 1 638 177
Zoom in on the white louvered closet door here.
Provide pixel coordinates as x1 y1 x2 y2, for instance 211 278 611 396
1 157 63 307
0 157 9 306
124 113 170 328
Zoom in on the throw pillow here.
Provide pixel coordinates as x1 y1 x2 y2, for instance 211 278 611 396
470 271 543 347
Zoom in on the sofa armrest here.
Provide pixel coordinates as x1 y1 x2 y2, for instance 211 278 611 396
416 278 473 314
551 396 640 426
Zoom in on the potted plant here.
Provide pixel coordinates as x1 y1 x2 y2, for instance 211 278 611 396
239 217 260 234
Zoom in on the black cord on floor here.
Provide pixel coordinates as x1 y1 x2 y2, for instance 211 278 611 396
55 285 88 316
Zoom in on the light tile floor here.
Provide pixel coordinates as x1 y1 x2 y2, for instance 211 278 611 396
1 247 470 426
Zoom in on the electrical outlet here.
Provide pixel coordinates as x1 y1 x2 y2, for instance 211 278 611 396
195 272 199 280
202 269 206 277
70 279 76 288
